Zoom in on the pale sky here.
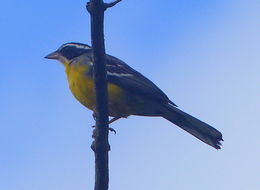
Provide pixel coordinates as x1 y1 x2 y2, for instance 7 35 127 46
1 0 259 189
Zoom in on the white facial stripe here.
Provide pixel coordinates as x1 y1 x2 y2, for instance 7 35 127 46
107 71 133 77
59 43 91 50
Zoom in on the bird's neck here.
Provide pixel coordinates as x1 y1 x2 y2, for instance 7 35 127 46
64 62 91 78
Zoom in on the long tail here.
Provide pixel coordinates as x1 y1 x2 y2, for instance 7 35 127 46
161 104 223 149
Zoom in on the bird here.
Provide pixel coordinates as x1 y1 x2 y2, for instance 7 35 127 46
45 42 223 149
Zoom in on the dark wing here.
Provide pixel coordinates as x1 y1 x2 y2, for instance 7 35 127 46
106 55 177 106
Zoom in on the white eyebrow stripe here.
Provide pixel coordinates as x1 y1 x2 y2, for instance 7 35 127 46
60 43 91 50
107 71 133 77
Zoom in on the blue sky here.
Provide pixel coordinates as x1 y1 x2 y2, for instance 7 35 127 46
1 0 259 189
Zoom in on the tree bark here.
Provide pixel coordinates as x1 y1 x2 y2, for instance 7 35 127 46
86 0 122 189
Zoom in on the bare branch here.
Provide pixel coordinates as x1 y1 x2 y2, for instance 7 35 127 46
104 0 122 9
86 0 123 189
86 0 110 189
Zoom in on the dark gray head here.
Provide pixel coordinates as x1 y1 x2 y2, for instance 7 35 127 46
45 42 92 63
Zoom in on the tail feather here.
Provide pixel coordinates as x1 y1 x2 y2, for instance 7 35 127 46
161 104 223 149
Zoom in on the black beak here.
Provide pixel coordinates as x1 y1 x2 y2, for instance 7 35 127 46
44 51 60 59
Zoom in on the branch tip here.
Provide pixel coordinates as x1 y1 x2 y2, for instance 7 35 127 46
104 0 122 9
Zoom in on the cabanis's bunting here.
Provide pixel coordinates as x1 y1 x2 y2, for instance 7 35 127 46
45 42 223 149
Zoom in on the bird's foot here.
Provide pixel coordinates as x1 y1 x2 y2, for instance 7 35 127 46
108 127 116 134
91 125 116 135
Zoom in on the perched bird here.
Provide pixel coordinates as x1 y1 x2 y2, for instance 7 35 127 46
45 42 223 149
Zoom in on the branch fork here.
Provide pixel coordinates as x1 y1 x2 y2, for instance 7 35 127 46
104 0 122 10
87 0 122 13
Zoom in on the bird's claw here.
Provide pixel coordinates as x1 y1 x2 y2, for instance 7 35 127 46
109 127 116 134
91 125 116 135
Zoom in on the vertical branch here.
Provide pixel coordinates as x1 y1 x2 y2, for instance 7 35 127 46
86 0 121 189
87 0 109 190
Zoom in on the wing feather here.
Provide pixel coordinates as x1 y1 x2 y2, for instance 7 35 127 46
106 55 177 106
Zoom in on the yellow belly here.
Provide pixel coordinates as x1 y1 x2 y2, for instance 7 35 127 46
65 64 131 117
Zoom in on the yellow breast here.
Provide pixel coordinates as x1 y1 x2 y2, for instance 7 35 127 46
65 63 95 110
64 63 129 116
